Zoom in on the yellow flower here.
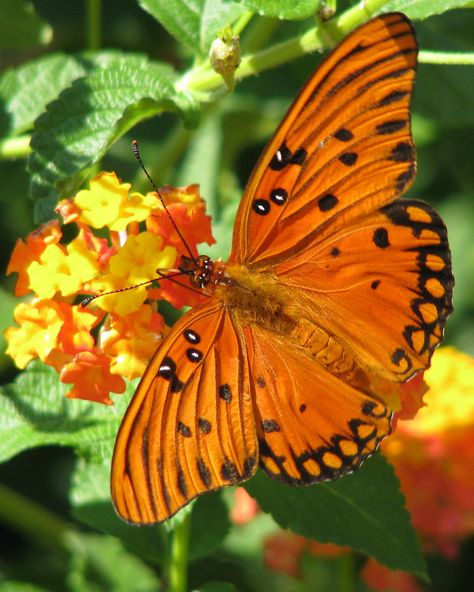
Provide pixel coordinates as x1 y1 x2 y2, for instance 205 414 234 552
91 232 177 315
5 300 64 368
111 191 161 231
399 347 474 437
74 172 130 229
27 232 99 298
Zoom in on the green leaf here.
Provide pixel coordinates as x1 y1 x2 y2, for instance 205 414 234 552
415 63 474 127
238 0 319 20
378 0 471 20
244 454 426 577
138 0 246 53
0 287 17 372
71 461 168 564
0 55 88 137
27 56 198 221
64 531 160 592
177 111 223 218
188 489 232 558
0 52 138 138
0 584 50 592
195 583 237 592
0 362 128 465
71 460 231 562
0 0 52 50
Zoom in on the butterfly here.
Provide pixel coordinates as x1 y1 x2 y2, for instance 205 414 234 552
111 13 453 525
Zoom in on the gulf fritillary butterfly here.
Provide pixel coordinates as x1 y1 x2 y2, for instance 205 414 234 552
111 13 453 525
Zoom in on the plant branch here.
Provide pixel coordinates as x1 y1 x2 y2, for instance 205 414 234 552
0 482 73 553
0 136 32 159
168 513 191 592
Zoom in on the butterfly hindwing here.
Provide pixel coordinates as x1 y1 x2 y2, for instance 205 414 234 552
246 325 391 484
276 198 453 384
111 299 257 524
230 13 418 266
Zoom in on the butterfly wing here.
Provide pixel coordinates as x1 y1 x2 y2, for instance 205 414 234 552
228 12 452 385
246 324 391 484
229 13 418 266
111 299 257 524
276 198 453 385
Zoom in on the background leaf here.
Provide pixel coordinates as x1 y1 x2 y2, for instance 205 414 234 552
0 0 52 50
64 531 160 592
71 460 231 563
28 57 198 221
378 0 472 20
237 0 319 20
138 0 246 53
245 454 426 576
0 362 126 464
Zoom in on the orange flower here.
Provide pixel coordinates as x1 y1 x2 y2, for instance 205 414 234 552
5 171 215 404
147 185 215 256
61 350 126 405
231 487 259 525
361 558 420 592
264 531 348 579
7 221 62 296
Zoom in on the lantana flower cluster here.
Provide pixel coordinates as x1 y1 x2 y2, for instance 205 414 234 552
5 172 215 404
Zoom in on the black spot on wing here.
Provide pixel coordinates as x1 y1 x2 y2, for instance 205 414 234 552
219 383 232 403
339 152 358 166
376 119 407 135
318 193 338 212
373 227 390 249
269 142 307 171
334 128 353 141
184 329 200 344
262 419 281 433
252 199 270 216
389 142 414 162
198 417 211 434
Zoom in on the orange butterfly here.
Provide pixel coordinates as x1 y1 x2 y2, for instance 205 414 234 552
111 13 453 525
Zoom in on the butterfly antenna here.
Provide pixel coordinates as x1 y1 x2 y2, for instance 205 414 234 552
80 271 205 307
132 140 197 262
80 277 160 307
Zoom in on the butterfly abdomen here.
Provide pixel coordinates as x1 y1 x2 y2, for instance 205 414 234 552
290 319 357 379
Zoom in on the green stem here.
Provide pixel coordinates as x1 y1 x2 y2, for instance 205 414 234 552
177 0 388 96
168 513 191 592
0 135 31 159
232 10 254 36
0 482 72 552
336 552 356 592
86 0 101 51
419 50 474 65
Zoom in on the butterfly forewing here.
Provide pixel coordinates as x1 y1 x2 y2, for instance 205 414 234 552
230 13 418 266
111 300 257 524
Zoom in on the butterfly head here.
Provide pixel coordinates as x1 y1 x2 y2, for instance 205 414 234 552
178 254 215 289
